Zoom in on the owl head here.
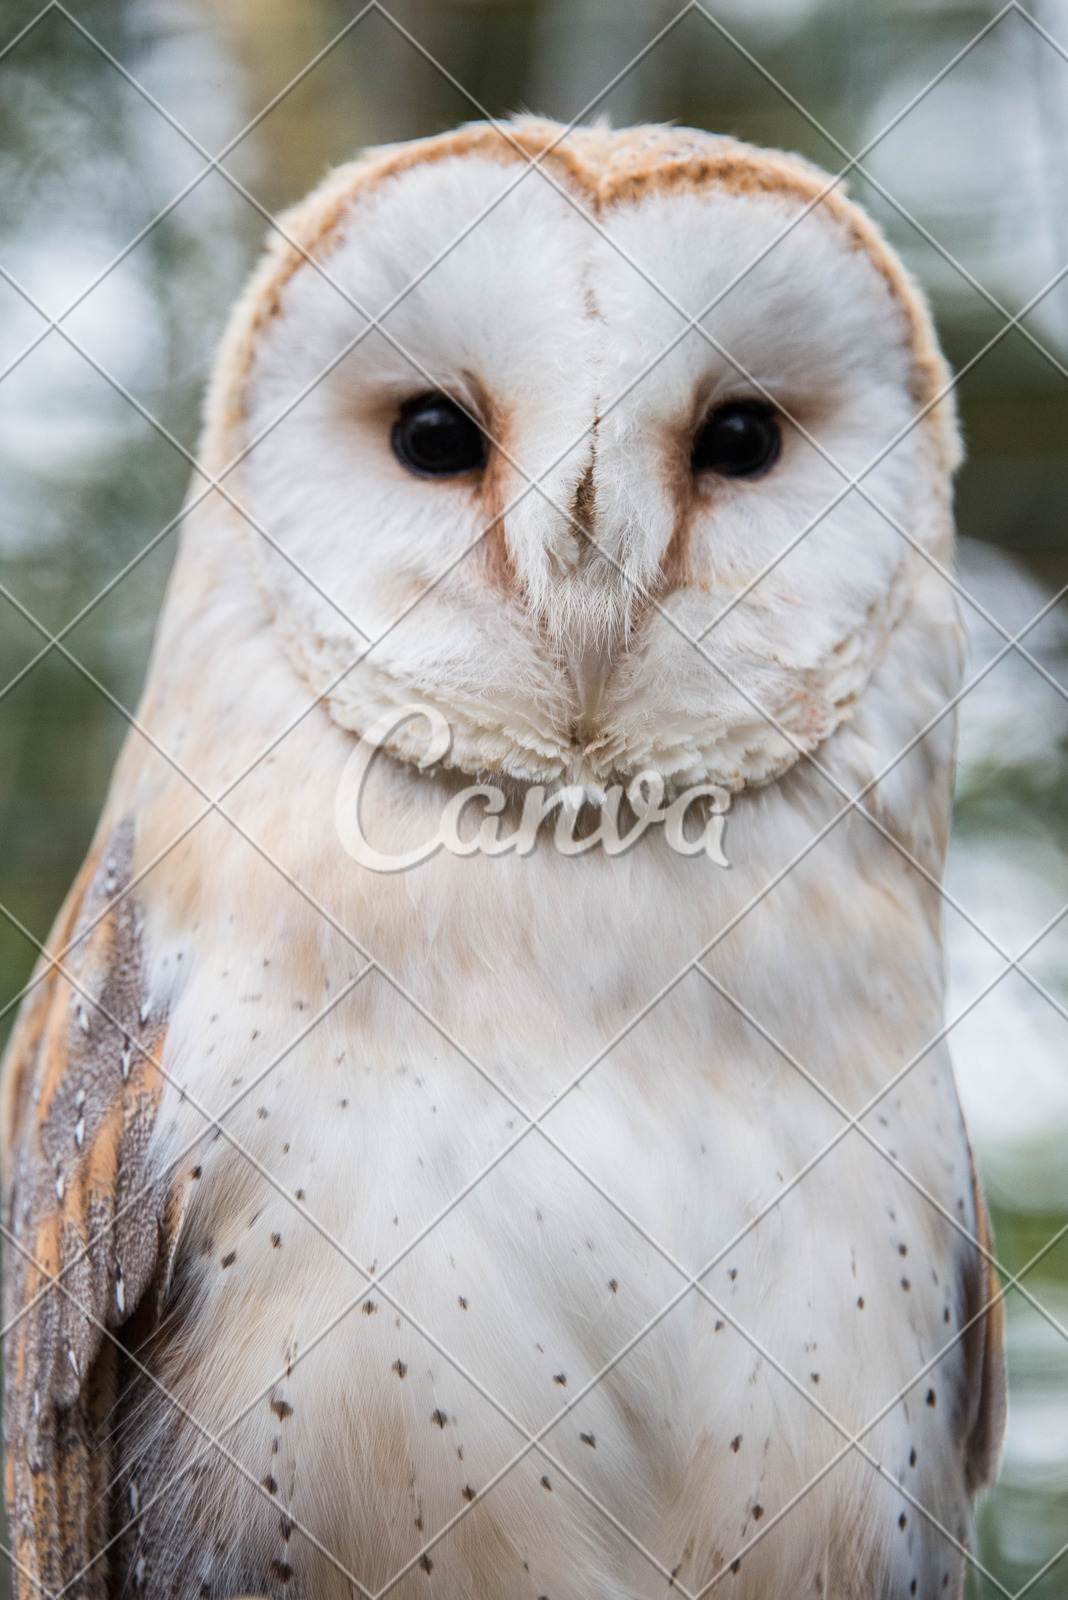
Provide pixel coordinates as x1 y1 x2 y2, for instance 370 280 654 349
201 118 960 794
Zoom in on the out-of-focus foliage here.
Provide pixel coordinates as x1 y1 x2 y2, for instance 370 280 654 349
1 1 1068 1593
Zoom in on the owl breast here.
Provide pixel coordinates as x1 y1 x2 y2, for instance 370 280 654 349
118 760 980 1600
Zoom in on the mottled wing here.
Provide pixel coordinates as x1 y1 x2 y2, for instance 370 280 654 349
1 818 182 1600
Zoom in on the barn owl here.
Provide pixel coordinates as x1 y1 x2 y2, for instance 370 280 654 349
1 119 1004 1600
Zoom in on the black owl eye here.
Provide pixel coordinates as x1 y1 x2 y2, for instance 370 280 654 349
392 393 486 477
691 401 781 479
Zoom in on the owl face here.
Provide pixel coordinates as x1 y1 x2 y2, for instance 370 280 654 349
210 121 958 791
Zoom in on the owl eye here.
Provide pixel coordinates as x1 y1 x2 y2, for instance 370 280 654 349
691 401 781 479
392 393 486 477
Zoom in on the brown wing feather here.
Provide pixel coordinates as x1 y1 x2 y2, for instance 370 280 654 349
1 818 178 1600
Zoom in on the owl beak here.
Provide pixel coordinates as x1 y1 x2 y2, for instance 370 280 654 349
566 638 613 729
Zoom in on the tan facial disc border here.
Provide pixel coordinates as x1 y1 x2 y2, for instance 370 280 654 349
202 117 960 485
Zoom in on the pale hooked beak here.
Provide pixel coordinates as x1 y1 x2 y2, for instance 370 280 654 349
566 638 614 732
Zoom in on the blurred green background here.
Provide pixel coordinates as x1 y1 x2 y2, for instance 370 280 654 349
1 0 1067 1591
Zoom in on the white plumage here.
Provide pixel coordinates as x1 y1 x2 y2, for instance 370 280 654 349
1 120 1003 1600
